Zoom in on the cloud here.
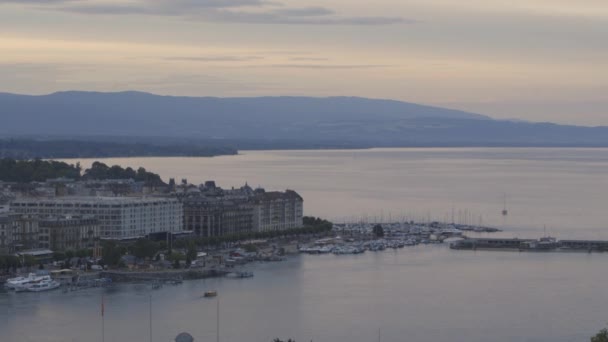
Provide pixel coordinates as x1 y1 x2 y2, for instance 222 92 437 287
289 57 330 61
165 56 264 62
266 64 392 69
273 7 335 17
195 9 408 25
0 0 76 3
6 0 411 26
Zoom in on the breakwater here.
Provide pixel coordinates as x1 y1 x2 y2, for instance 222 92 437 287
450 237 608 252
100 269 228 283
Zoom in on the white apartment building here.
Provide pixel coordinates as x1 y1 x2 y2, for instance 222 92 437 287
10 197 183 239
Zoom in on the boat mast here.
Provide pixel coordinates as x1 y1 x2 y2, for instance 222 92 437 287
149 294 153 342
217 296 220 342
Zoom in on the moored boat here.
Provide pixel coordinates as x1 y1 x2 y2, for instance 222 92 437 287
6 274 52 291
26 280 61 292
204 290 218 297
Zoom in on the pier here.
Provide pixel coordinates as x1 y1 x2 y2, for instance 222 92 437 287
450 237 608 252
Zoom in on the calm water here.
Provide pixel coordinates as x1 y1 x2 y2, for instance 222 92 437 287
2 148 605 342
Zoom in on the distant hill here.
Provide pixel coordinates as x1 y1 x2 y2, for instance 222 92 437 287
1 91 607 147
0 139 237 159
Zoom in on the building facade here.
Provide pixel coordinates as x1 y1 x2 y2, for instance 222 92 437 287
183 197 254 237
10 197 183 239
182 187 304 237
0 213 17 254
252 190 304 232
39 216 100 251
0 213 43 253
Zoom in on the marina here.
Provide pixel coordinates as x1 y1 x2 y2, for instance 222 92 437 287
300 221 500 255
1 148 608 341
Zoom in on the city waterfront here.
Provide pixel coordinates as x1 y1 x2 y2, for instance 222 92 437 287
1 147 602 342
67 147 608 239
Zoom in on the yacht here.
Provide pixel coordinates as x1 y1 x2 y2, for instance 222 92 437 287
26 279 61 292
4 273 48 291
13 275 53 292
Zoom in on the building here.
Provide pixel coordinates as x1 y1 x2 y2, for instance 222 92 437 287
10 197 183 240
183 197 254 237
0 213 18 254
39 215 100 251
0 213 42 253
252 190 303 232
181 184 304 237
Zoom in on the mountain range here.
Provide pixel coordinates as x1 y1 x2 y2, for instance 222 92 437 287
1 91 607 148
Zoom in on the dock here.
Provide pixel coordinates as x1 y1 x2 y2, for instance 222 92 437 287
450 237 608 252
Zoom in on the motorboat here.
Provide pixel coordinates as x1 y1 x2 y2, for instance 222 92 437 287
204 290 218 298
5 274 51 291
26 280 61 292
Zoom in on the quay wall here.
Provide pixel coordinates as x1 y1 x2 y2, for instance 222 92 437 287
101 269 228 282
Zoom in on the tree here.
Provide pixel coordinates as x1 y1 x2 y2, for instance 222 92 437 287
101 241 127 267
592 328 608 342
131 239 160 260
23 255 37 269
373 224 384 238
173 259 180 269
53 252 66 262
186 243 198 262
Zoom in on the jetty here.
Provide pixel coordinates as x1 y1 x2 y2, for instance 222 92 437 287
450 237 608 252
100 269 229 283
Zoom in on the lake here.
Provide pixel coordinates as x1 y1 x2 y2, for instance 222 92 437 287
2 148 606 342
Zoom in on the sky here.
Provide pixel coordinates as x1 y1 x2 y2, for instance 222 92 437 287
0 0 606 126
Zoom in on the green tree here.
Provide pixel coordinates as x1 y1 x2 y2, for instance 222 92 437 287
101 241 127 267
592 328 608 342
23 255 37 269
186 243 197 262
53 252 66 262
131 239 161 260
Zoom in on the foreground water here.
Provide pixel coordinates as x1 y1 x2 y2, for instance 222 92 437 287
2 249 608 342
2 148 604 342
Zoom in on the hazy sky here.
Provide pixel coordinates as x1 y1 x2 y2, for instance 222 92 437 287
1 0 606 125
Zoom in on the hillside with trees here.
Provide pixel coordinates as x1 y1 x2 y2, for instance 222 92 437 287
0 158 166 185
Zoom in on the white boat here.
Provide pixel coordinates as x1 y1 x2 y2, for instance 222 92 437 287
4 273 40 290
26 280 61 292
12 275 52 292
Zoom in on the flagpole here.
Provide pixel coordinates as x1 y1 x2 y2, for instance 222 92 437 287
149 294 153 342
216 296 220 342
101 294 105 342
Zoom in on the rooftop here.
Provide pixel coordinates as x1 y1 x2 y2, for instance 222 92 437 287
11 196 178 204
